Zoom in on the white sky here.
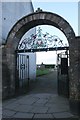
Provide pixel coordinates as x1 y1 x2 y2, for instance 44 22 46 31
31 1 78 64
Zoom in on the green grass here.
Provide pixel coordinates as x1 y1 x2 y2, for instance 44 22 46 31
36 68 50 77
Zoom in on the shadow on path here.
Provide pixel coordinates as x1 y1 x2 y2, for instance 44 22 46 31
28 69 58 94
2 70 79 118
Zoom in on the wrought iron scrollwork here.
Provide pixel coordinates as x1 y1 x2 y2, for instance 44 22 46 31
18 27 69 50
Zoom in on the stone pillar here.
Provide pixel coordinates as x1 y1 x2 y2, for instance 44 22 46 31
2 43 16 99
6 53 16 97
69 37 80 116
2 46 9 99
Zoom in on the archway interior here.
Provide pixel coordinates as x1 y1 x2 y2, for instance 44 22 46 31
17 25 69 95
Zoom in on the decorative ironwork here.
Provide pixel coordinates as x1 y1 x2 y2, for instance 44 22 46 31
36 8 43 12
18 27 69 51
20 64 25 69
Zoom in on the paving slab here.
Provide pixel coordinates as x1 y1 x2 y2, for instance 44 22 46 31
33 113 54 118
47 106 69 113
2 93 77 118
53 112 74 118
35 98 48 104
32 102 46 107
45 103 69 109
48 97 69 104
3 102 20 110
2 109 16 117
12 104 33 113
2 99 18 107
2 115 12 118
13 112 34 118
24 94 40 99
29 106 49 113
17 97 39 105
32 93 52 99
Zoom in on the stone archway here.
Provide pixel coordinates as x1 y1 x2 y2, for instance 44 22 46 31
3 10 80 115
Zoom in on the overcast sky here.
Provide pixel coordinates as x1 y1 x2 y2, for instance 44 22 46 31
32 1 78 64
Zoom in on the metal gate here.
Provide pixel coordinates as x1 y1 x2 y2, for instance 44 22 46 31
57 50 69 98
15 53 30 92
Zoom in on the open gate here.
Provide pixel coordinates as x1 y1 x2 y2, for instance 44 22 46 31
57 50 69 98
15 27 69 95
15 53 30 92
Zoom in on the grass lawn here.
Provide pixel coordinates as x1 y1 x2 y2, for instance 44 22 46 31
36 68 50 77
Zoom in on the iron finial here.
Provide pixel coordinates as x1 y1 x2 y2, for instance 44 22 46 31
36 8 43 12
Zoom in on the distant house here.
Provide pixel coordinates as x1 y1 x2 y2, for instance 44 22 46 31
37 63 55 69
41 62 45 69
37 62 45 69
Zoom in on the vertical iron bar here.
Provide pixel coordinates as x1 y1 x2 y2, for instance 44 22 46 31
22 54 24 88
23 55 25 84
67 50 69 97
24 55 25 85
20 54 22 87
24 55 26 83
57 54 59 94
22 55 24 87
18 54 20 89
17 53 19 89
15 52 17 93
27 55 29 88
26 55 28 88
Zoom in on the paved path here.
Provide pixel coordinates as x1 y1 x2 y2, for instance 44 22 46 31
2 70 79 119
3 93 77 119
28 70 57 94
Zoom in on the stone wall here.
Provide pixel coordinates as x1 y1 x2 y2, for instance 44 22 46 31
69 37 80 115
2 46 10 99
0 47 2 100
78 2 80 36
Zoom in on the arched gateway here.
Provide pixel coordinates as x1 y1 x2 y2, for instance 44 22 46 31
3 9 80 115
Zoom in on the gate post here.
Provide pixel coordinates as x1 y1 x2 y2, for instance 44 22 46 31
69 37 80 116
6 52 16 97
4 42 17 98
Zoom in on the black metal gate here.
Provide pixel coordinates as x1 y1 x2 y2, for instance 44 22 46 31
57 50 69 98
15 53 30 92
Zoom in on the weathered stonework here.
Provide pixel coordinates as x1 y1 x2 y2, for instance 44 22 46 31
69 37 80 115
2 46 11 99
69 37 80 99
